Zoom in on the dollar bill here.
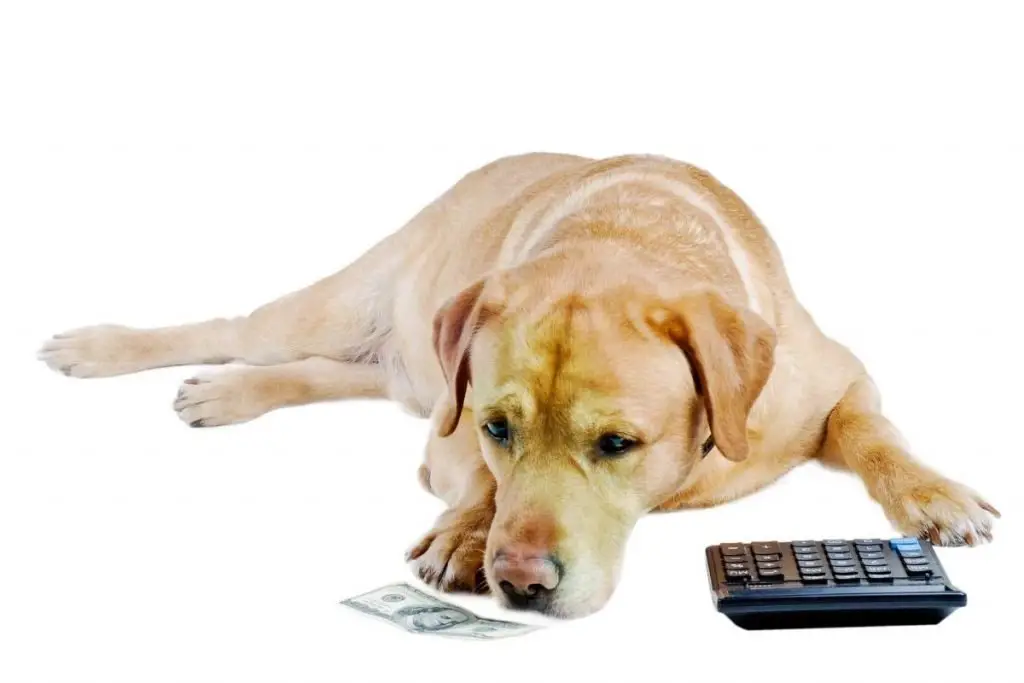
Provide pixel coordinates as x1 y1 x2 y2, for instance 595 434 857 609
340 583 540 639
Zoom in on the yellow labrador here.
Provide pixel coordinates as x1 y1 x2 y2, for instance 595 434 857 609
39 153 998 618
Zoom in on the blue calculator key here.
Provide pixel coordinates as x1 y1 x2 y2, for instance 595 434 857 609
890 537 921 548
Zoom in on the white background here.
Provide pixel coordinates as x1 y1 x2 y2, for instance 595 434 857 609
2 2 1022 682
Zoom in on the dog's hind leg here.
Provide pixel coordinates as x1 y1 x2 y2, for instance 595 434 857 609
39 232 403 378
820 375 1000 546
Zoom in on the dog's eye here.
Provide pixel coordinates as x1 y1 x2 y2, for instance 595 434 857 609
598 433 637 457
483 419 510 445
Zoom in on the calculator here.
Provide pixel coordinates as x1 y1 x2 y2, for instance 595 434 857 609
705 537 967 630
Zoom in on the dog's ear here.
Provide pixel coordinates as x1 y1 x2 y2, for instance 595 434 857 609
432 278 497 437
649 290 776 462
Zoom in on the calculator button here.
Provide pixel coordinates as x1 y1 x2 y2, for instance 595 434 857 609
828 559 856 568
720 545 746 556
897 550 924 559
890 538 921 549
724 562 748 570
831 565 859 574
793 549 821 559
797 559 823 568
799 567 826 576
855 544 883 553
854 539 883 545
834 573 862 582
861 558 889 567
866 571 893 582
791 540 817 546
756 561 781 570
857 551 885 560
902 557 930 566
801 573 828 583
726 569 751 581
823 539 847 546
905 565 932 575
754 554 781 562
826 552 853 561
825 547 852 555
757 568 784 579
752 542 781 554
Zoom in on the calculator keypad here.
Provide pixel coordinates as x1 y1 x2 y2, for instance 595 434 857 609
716 537 940 586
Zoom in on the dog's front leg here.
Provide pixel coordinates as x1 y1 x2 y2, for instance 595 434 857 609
821 376 1000 545
406 401 495 593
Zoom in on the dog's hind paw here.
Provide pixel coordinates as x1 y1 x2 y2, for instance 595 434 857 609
406 505 492 593
887 477 1000 547
37 325 153 378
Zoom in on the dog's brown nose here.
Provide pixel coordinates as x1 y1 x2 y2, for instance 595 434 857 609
492 546 561 611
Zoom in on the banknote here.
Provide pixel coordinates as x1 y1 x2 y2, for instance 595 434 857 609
341 582 540 639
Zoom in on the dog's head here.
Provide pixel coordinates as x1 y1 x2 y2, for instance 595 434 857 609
432 258 775 618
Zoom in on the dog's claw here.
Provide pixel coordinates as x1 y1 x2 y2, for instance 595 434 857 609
979 500 1001 518
474 567 490 594
190 419 205 428
405 534 434 562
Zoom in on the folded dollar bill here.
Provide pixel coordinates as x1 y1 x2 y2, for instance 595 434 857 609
340 582 540 639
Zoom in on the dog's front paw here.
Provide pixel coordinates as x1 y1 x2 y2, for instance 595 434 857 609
888 477 1000 546
38 325 151 378
406 506 492 593
173 372 271 428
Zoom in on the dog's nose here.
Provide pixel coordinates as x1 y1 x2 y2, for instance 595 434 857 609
492 546 561 611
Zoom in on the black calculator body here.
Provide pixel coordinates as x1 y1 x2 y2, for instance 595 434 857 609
705 537 966 630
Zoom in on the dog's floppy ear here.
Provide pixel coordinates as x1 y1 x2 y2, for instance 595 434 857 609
432 278 496 437
649 290 776 462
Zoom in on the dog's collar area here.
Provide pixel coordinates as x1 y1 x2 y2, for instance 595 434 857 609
701 436 714 458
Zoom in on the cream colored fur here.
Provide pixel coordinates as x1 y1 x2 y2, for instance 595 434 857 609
39 153 999 618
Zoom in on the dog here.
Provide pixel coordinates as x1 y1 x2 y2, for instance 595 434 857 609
38 153 999 618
